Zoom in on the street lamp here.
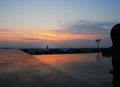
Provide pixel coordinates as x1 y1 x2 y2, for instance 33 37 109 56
95 39 101 62
95 39 101 48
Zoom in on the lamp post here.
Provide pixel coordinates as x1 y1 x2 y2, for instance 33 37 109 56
95 39 101 48
95 39 101 62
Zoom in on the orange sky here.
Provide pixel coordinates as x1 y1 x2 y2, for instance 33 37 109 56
0 0 118 48
0 29 102 43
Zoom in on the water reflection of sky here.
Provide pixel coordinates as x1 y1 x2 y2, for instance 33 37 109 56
34 53 112 67
0 50 113 87
34 53 112 75
35 53 113 87
35 53 96 64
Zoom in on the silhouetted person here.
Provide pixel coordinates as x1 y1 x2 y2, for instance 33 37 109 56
111 23 120 87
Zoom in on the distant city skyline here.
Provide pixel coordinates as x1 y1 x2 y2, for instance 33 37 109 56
0 0 120 48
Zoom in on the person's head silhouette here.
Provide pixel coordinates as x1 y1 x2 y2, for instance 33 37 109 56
111 23 120 87
111 23 120 48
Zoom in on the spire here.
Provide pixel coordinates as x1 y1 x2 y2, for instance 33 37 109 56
46 45 49 49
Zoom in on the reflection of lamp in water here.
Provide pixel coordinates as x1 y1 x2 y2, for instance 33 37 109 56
95 39 101 62
96 52 101 62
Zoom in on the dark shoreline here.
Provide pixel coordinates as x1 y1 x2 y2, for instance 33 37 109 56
20 47 112 56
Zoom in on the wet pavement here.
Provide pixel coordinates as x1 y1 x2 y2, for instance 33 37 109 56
0 49 92 87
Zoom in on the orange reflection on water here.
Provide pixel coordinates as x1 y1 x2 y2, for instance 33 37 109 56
0 49 49 68
35 54 96 65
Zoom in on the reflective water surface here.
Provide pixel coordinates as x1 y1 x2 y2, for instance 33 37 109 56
1 49 90 87
0 49 113 87
35 53 112 87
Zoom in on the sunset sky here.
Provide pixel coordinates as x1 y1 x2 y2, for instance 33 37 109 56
0 0 120 48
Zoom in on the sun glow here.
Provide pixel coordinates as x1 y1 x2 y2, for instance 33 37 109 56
0 29 99 43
